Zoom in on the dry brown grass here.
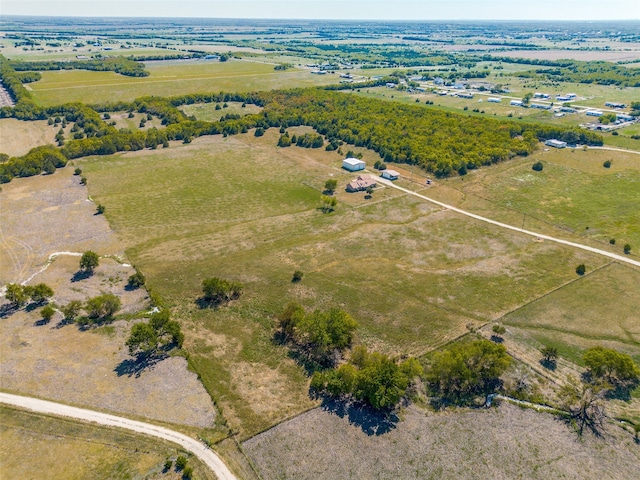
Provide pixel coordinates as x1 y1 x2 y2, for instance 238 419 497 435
244 403 640 480
0 118 57 157
0 167 218 428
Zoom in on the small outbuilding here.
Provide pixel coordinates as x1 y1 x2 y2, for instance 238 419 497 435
545 139 567 149
342 158 366 171
381 169 399 180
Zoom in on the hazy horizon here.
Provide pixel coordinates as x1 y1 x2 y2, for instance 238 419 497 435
2 1 638 21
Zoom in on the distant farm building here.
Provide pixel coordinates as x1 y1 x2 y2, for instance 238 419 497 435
556 95 571 102
586 110 604 117
457 92 474 99
545 139 567 149
531 103 551 110
534 93 550 99
605 102 626 109
381 169 399 180
346 175 377 192
617 113 634 121
560 106 577 113
342 158 366 171
487 97 501 103
510 100 524 107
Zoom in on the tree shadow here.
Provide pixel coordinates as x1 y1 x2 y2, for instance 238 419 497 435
539 359 557 371
54 317 75 329
0 303 19 319
76 316 115 331
114 352 167 378
490 335 504 343
71 270 92 282
318 396 399 436
195 297 222 310
33 318 51 327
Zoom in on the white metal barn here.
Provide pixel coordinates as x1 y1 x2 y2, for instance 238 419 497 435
343 158 366 171
381 169 400 180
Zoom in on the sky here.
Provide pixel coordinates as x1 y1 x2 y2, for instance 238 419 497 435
1 0 639 21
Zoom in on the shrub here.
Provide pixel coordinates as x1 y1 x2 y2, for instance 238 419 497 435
201 277 243 305
532 161 544 171
576 264 586 275
603 160 612 168
127 271 146 289
609 238 616 245
85 293 121 319
74 167 82 176
96 204 105 214
624 244 632 254
175 455 188 471
254 127 265 137
292 270 304 283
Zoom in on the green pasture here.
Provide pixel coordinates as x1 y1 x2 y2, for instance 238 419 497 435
434 147 640 251
26 59 337 106
81 130 606 437
501 262 640 364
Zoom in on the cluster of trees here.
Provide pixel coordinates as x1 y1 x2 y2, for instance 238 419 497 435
294 132 324 148
311 346 423 409
0 145 67 183
9 56 149 77
201 277 243 306
425 339 511 405
126 309 184 357
5 283 54 307
276 302 357 366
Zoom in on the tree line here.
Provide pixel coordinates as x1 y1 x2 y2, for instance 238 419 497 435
8 56 149 77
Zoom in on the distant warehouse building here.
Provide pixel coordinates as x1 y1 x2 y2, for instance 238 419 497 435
510 100 524 107
545 139 567 149
586 110 604 117
342 158 366 172
605 102 626 109
617 113 634 122
487 97 501 103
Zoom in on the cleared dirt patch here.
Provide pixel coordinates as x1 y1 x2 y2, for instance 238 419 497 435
244 403 640 480
0 118 57 157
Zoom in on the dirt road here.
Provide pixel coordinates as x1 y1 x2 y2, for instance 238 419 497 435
0 392 237 480
378 178 640 268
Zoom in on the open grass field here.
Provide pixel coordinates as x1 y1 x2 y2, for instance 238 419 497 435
26 59 338 106
79 129 608 438
0 118 57 157
0 406 216 480
500 262 640 364
431 147 640 252
179 101 263 122
243 403 640 480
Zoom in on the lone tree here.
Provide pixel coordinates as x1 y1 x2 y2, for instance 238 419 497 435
492 324 506 339
426 339 511 405
291 270 304 283
532 161 544 172
5 283 28 307
576 264 586 275
40 305 56 323
623 243 632 254
85 293 121 320
541 346 558 369
201 277 243 305
79 251 100 273
320 195 337 213
61 300 83 322
324 179 338 194
583 346 639 391
24 283 54 304
96 204 105 214
559 375 607 436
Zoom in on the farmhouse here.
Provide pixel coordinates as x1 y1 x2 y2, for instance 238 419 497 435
342 158 366 171
381 169 399 180
545 139 567 149
457 92 474 99
531 103 551 110
556 95 571 102
346 175 377 192
586 110 603 117
487 97 501 103
605 102 626 109
534 92 550 99
617 113 634 121
510 100 524 107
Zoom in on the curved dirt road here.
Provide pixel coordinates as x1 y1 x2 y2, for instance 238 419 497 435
0 392 237 480
378 178 640 268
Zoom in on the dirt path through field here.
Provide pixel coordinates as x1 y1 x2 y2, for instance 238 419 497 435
0 392 237 480
378 177 640 268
